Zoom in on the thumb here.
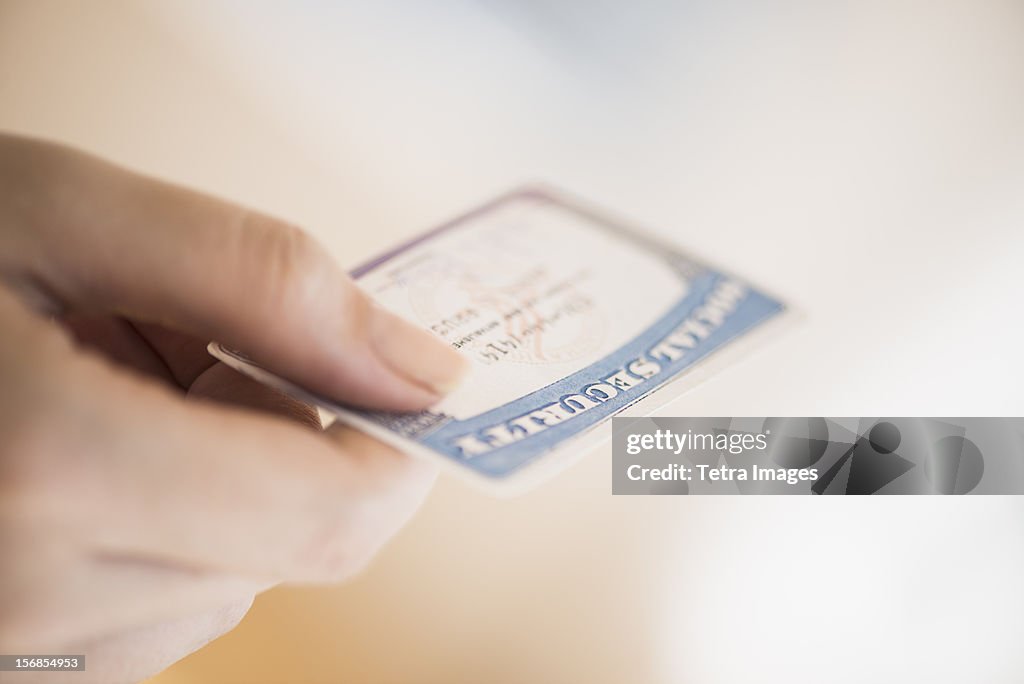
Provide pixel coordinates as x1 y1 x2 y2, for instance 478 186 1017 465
0 134 467 410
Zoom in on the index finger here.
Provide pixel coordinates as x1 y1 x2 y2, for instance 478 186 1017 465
0 286 436 584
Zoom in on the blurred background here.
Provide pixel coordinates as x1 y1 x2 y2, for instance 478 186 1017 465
2 1 1023 681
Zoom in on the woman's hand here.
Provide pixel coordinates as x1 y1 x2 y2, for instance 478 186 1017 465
0 133 466 683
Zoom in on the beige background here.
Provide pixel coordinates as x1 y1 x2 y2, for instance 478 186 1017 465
2 1 1023 682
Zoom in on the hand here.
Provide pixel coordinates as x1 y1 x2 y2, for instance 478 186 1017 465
0 134 467 683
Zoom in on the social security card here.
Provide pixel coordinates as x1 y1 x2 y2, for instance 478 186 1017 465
210 187 786 494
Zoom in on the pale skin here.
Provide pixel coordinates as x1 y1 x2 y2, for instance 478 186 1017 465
0 133 468 683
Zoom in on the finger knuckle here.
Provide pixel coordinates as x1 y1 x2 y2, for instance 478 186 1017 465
300 462 435 583
297 510 380 583
234 213 343 322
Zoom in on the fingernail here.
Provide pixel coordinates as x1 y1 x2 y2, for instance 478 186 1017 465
368 303 469 396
